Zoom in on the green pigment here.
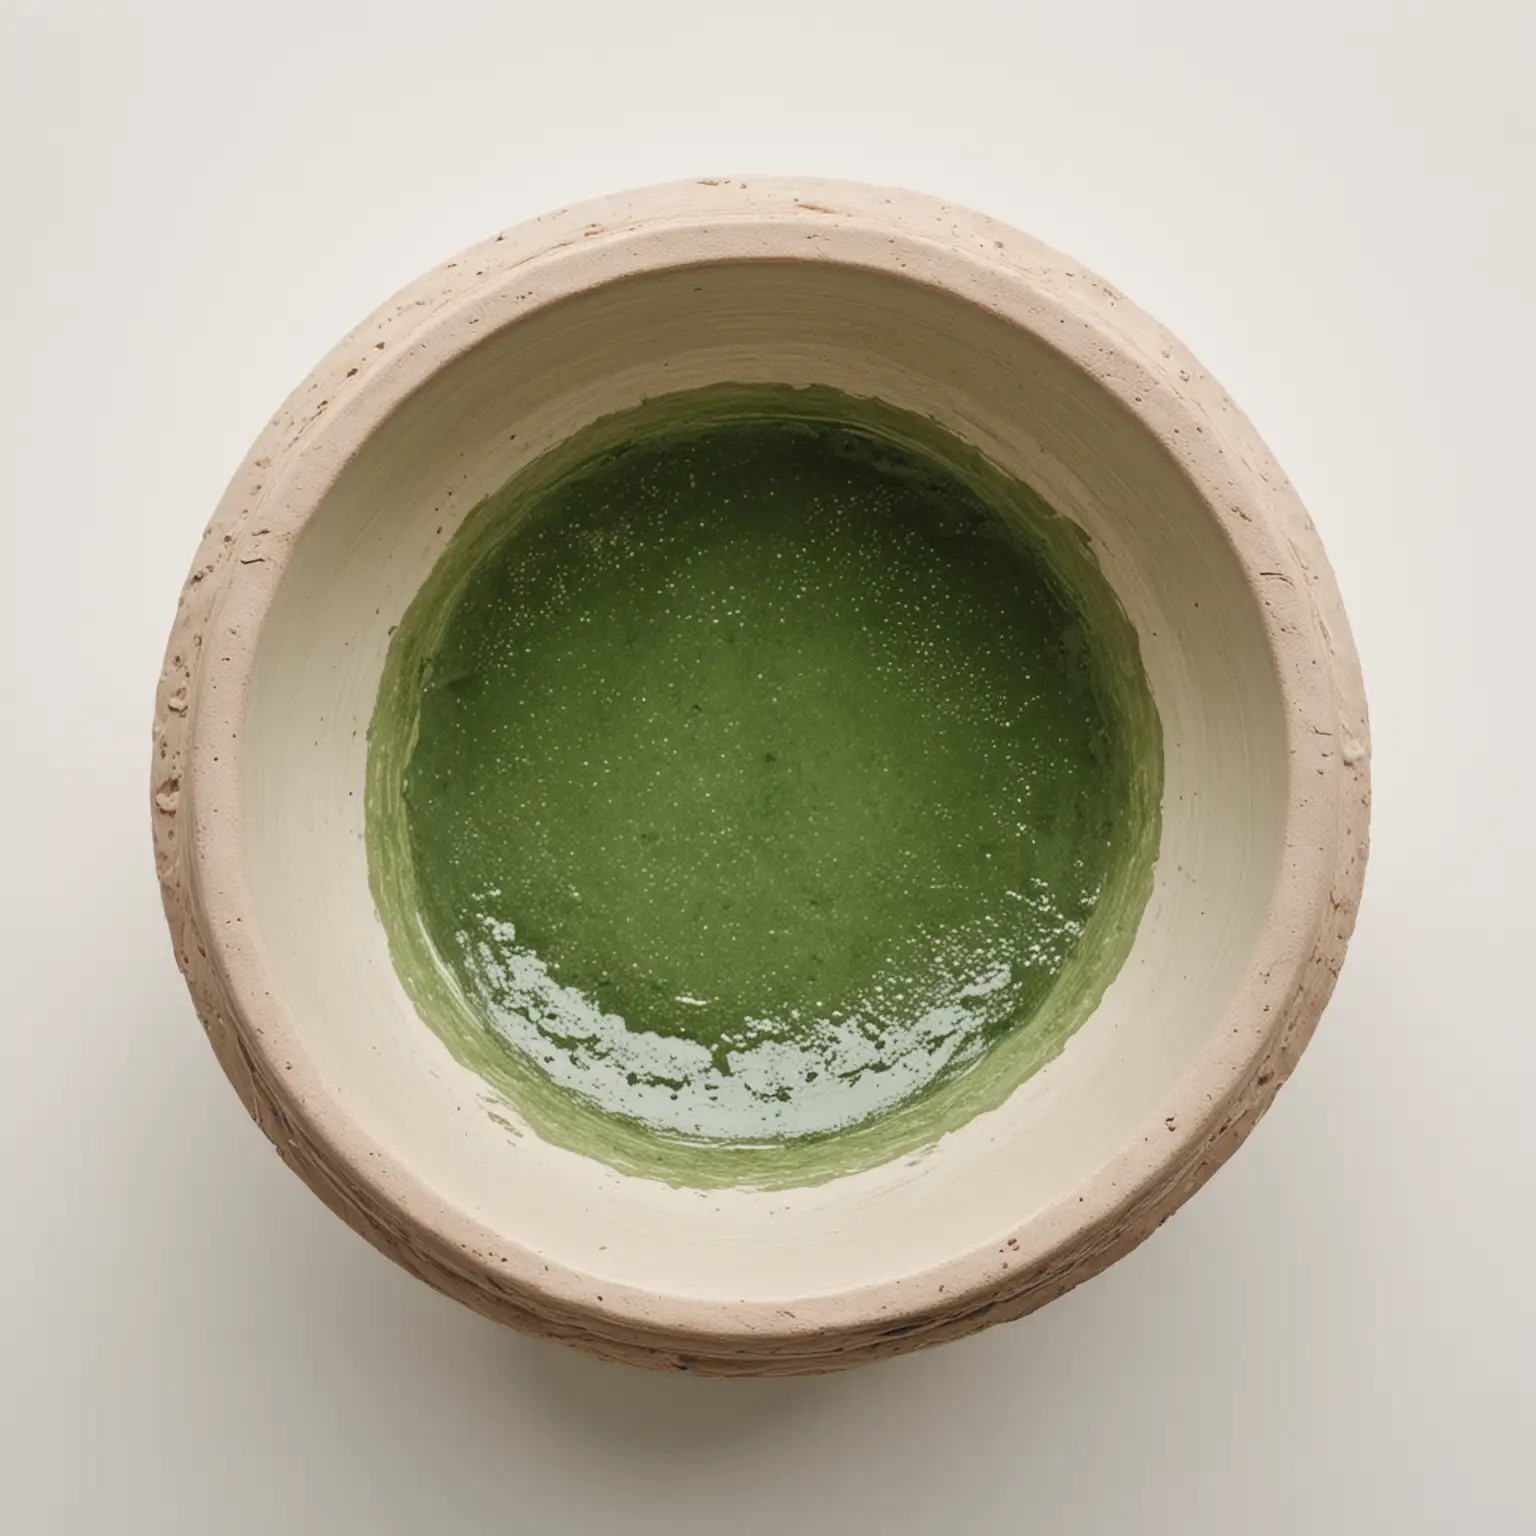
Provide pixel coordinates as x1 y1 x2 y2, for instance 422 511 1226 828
367 385 1161 1188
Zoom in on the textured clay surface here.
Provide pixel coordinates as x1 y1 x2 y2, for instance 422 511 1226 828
151 179 1370 1374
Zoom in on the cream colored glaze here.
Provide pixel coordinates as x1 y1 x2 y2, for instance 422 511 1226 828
151 179 1369 1373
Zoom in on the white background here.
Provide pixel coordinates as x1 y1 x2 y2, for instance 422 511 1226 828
2 2 1532 1530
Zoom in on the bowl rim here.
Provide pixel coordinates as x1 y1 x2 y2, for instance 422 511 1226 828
151 176 1370 1373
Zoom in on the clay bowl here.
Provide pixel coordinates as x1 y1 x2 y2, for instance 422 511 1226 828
152 179 1368 1374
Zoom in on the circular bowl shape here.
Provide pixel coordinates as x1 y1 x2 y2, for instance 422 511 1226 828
152 179 1369 1374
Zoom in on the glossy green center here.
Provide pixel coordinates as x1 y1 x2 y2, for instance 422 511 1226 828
367 386 1161 1188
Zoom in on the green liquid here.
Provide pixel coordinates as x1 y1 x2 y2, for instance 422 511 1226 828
368 386 1161 1187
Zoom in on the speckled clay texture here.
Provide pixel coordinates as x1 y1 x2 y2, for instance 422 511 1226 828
151 179 1369 1374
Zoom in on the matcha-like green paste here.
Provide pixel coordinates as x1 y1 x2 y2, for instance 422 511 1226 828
367 385 1161 1188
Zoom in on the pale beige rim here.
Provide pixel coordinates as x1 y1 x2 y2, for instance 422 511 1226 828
151 178 1369 1374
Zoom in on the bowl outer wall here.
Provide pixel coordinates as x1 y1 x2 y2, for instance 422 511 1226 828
150 177 1370 1374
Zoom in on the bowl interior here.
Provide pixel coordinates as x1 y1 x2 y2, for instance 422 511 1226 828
366 381 1164 1189
241 259 1288 1302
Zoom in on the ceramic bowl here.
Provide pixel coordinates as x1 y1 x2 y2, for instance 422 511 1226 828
151 179 1369 1374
